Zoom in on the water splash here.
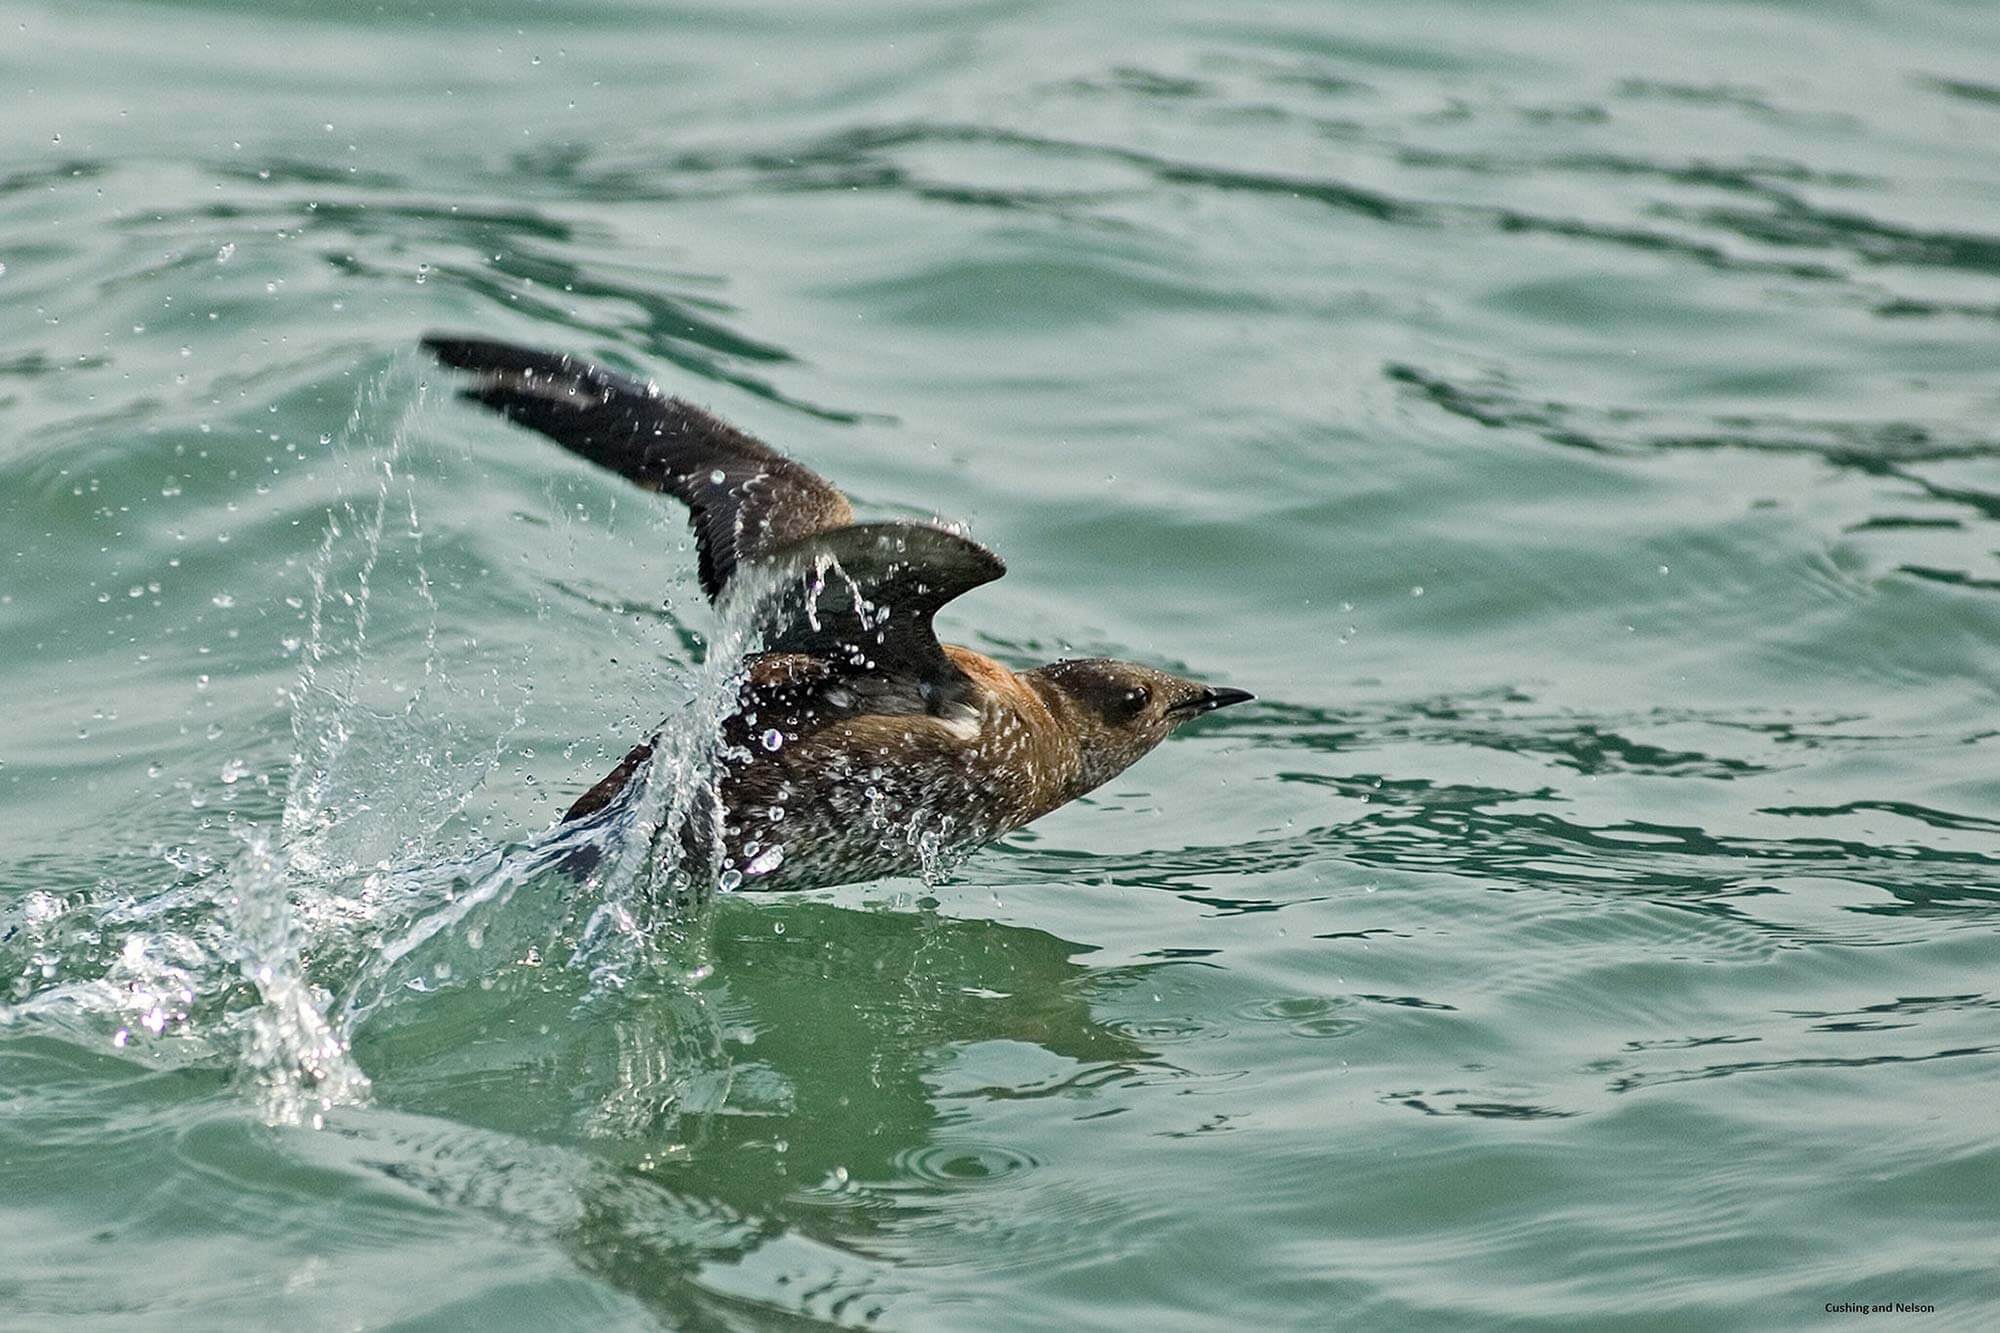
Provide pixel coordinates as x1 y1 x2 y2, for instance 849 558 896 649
221 830 370 1127
0 356 756 1129
284 364 523 878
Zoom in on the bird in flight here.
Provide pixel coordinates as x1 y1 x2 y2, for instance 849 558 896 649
424 335 1252 892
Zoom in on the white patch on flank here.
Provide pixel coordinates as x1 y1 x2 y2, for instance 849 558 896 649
936 709 982 742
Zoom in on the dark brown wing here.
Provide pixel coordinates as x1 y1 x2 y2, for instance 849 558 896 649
744 522 1005 715
423 335 1008 719
422 334 853 599
562 738 654 822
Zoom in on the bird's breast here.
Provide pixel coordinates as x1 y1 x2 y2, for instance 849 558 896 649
713 669 1079 890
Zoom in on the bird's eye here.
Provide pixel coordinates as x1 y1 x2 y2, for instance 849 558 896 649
1116 685 1151 719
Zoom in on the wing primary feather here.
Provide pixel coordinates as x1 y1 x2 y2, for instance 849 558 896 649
423 335 1009 712
422 333 852 598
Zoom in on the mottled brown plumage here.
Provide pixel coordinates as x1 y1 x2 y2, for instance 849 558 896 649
423 334 1251 891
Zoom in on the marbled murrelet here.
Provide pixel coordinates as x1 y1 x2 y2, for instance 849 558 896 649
424 336 1252 891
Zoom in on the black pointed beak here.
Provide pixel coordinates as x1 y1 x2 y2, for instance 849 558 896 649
1175 685 1255 717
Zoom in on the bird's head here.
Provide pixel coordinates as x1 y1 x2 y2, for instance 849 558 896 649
1030 658 1252 796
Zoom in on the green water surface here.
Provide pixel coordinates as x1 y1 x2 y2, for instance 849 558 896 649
4 1 1999 1328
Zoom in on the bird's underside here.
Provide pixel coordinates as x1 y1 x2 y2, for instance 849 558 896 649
423 334 1249 892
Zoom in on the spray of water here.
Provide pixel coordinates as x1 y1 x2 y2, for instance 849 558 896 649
221 829 371 1127
1 356 761 1129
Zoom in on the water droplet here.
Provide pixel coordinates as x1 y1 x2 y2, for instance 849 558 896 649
220 758 249 785
761 728 784 751
215 242 234 263
745 844 785 876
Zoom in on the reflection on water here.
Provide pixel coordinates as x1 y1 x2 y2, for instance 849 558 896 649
5 886 1166 1324
441 898 1164 1322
